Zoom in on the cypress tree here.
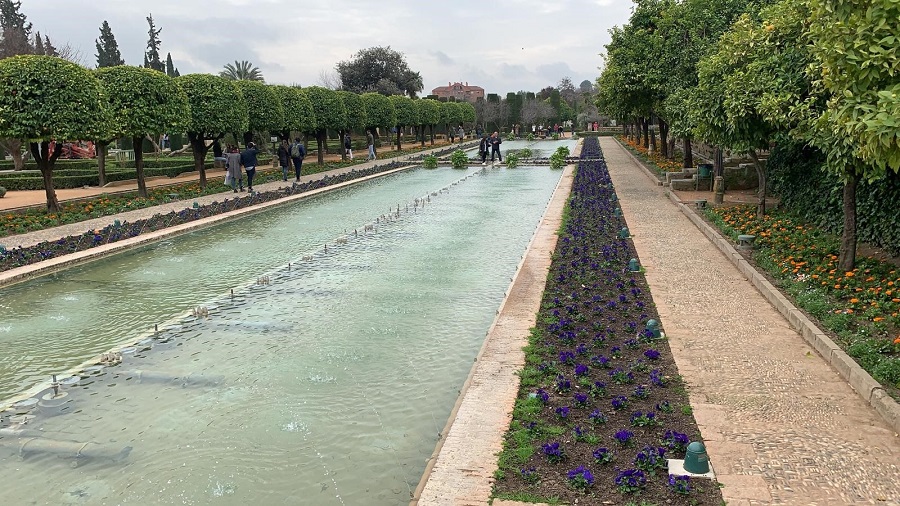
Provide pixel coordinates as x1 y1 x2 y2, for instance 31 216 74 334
144 13 164 72
0 0 32 58
165 52 175 77
95 20 125 68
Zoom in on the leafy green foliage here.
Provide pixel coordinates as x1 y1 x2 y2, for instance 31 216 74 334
450 149 468 168
505 152 520 168
389 95 418 127
233 80 284 135
304 86 347 132
459 102 476 124
416 98 441 126
96 65 188 138
808 0 900 175
0 55 107 141
271 85 316 135
95 20 124 68
219 60 264 82
360 92 396 130
440 101 463 127
178 73 248 137
335 46 423 97
338 90 367 131
422 154 438 169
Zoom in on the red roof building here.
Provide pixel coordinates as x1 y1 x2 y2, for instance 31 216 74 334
431 82 485 103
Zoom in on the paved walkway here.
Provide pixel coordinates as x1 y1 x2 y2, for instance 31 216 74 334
600 138 900 505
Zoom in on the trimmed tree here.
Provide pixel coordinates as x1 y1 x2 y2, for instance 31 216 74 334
337 90 366 161
304 86 347 164
389 95 418 151
808 0 900 270
96 65 189 197
233 80 283 146
460 101 476 131
360 92 396 152
178 73 248 188
271 85 316 141
0 55 106 211
440 101 463 140
415 98 441 146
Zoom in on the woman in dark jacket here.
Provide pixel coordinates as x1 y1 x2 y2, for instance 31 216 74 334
277 140 291 181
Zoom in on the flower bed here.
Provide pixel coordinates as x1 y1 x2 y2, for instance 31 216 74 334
619 136 683 173
0 162 409 273
492 137 723 504
705 206 900 393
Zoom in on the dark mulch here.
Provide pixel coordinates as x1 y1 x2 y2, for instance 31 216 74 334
492 137 724 505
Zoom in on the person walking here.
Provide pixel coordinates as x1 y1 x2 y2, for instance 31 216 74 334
457 125 464 144
290 138 306 182
367 129 375 160
479 133 490 166
225 145 243 193
490 131 502 163
344 133 353 160
277 139 291 182
240 142 260 192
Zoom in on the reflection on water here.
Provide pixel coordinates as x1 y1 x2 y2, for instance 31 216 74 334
0 166 563 505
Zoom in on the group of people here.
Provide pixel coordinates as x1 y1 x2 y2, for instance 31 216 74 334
530 124 566 137
478 132 503 165
228 138 306 193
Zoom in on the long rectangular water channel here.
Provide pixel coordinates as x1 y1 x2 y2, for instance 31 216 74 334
0 165 564 504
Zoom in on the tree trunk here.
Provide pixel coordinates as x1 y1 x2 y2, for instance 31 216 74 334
188 133 210 189
683 138 693 168
0 138 26 170
316 130 326 165
659 120 669 159
642 119 650 149
396 127 402 151
339 129 347 162
749 150 766 218
668 137 676 161
145 134 161 154
132 136 148 198
420 125 426 147
635 120 642 146
838 171 858 271
242 132 253 148
430 125 435 145
30 141 61 212
97 141 108 187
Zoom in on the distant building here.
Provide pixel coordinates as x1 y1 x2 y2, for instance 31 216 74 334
431 82 485 103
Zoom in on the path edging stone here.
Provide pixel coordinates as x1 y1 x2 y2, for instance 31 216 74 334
615 138 900 435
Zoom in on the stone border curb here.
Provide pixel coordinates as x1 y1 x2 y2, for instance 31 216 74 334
615 138 900 435
0 165 413 290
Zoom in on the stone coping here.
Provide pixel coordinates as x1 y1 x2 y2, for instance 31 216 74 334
615 138 900 434
411 157 578 504
0 165 413 290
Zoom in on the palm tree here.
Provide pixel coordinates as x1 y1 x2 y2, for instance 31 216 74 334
219 60 264 82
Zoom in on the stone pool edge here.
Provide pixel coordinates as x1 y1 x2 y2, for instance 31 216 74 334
411 159 578 503
0 165 416 291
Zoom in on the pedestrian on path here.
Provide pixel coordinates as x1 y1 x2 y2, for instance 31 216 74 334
344 133 353 160
225 145 243 192
277 140 291 182
479 133 490 165
457 125 465 144
367 129 376 160
490 131 502 163
240 142 259 192
290 138 306 182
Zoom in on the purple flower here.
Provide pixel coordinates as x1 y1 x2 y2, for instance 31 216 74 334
566 465 594 489
615 468 647 493
572 425 587 440
630 411 657 427
614 429 634 446
656 400 673 413
588 409 608 424
592 447 613 464
611 395 628 410
644 349 661 360
559 350 576 364
520 467 539 484
667 474 692 495
592 355 612 369
663 430 690 452
634 445 667 471
590 381 606 397
650 369 667 387
542 441 565 463
555 406 570 419
575 343 588 355
632 384 650 399
536 388 549 404
574 363 589 377
556 375 571 393
574 392 589 406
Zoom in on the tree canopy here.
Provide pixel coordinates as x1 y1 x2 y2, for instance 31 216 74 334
304 86 347 163
360 92 396 131
271 85 316 139
233 80 284 144
220 60 264 82
336 46 423 98
0 55 107 210
95 20 124 68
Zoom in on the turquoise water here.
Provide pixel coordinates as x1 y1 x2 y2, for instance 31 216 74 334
0 165 563 505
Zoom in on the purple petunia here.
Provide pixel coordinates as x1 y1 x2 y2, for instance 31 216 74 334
574 392 589 406
644 349 661 360
614 429 634 445
566 465 594 489
574 363 589 376
542 441 565 463
615 468 647 493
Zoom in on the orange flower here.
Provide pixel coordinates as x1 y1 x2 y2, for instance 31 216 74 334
850 298 859 303
873 317 884 322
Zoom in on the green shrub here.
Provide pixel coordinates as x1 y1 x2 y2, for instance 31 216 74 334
549 146 569 169
422 154 438 169
505 131 516 141
450 150 468 169
0 186 6 197
505 152 520 168
526 133 535 141
520 148 533 158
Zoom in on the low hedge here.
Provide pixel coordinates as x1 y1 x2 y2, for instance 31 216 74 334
0 164 197 190
0 159 97 171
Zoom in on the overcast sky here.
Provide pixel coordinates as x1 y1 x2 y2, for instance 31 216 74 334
22 0 632 95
